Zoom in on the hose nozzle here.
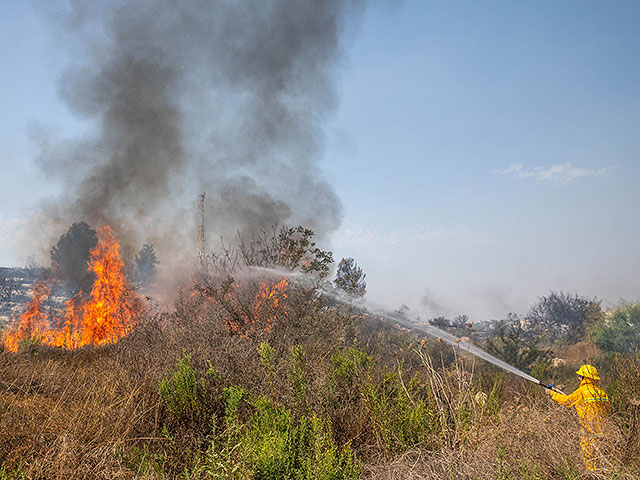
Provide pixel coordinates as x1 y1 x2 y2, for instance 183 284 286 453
538 381 566 395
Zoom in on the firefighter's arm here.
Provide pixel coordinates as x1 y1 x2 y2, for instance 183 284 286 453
548 388 581 407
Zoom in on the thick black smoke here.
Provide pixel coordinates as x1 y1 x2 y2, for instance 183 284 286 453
32 0 364 263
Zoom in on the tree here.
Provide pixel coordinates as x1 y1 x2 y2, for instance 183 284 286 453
486 313 553 372
429 316 451 330
134 244 159 287
452 314 473 335
590 302 640 354
266 226 333 278
195 226 333 337
334 257 366 297
209 225 334 278
50 222 98 295
0 269 16 307
525 291 602 343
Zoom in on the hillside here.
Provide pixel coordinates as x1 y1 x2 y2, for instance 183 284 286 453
1 269 639 479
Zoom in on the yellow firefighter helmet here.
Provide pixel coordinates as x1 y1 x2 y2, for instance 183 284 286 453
576 364 600 381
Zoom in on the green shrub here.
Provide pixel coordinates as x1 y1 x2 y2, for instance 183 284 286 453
188 386 248 479
364 368 438 452
0 464 26 480
590 303 640 354
529 361 552 382
258 341 276 396
486 375 505 419
194 386 361 479
120 445 168 479
552 458 580 480
246 396 361 479
330 342 372 393
494 448 546 480
159 352 203 419
517 458 546 480
495 445 514 480
300 414 362 480
245 396 296 478
288 345 308 414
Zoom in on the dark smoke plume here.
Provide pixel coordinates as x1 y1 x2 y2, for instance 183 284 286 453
31 0 363 265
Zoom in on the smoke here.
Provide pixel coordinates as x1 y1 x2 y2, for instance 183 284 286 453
29 0 364 265
421 287 453 317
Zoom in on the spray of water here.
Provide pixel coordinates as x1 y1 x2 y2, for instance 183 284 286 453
246 266 541 385
385 312 540 384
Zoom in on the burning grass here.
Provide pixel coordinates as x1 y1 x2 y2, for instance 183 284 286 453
2 226 142 352
1 279 639 479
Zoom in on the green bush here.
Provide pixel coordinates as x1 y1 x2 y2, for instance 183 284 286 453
328 344 441 453
590 302 640 354
364 368 438 452
258 341 276 396
189 386 248 479
330 342 372 393
300 414 361 480
120 445 168 479
0 464 26 480
194 386 361 479
159 352 203 419
288 345 308 414
247 396 361 479
495 445 514 480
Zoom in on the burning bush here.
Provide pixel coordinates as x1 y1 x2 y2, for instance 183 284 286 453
2 226 142 352
190 275 289 338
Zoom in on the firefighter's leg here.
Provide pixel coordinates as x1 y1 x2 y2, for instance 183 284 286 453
580 429 598 471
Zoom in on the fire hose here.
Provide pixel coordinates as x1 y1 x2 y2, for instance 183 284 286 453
538 381 566 395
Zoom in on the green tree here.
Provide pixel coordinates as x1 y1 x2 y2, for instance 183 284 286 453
236 225 334 277
590 302 640 354
428 316 451 330
134 244 159 287
50 222 98 295
334 257 366 297
526 291 602 343
273 226 333 277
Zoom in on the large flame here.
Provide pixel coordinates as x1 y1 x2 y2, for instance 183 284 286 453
2 226 141 352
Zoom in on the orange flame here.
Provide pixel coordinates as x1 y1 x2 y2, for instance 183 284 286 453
197 277 289 337
253 278 289 333
1 281 51 352
2 226 141 352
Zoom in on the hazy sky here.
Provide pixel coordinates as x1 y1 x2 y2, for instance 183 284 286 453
2 1 639 321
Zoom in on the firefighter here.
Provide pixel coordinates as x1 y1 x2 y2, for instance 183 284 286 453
545 364 610 471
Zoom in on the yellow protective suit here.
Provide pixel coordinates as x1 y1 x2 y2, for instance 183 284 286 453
549 377 610 471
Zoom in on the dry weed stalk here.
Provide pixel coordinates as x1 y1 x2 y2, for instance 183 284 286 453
412 344 479 448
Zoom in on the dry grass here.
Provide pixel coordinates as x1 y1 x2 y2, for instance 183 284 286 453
365 394 633 479
1 284 639 479
0 347 160 479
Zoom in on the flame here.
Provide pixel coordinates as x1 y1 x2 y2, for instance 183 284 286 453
253 278 289 333
196 277 289 336
1 281 51 352
2 226 141 352
73 225 141 347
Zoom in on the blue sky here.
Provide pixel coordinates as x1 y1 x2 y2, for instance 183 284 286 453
2 1 639 320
